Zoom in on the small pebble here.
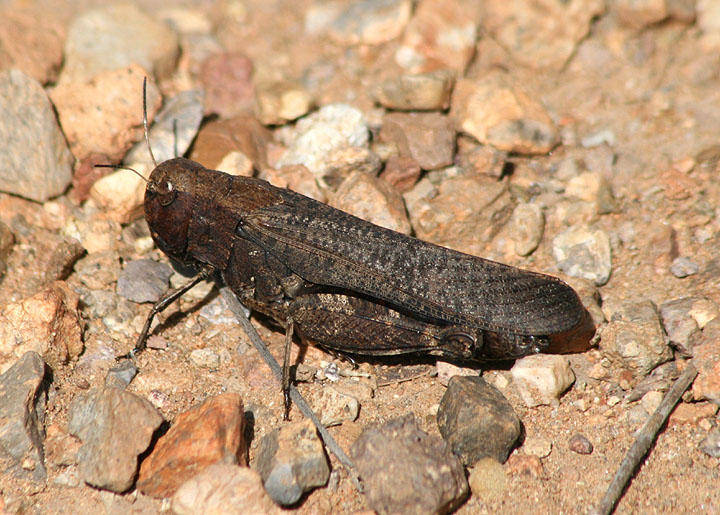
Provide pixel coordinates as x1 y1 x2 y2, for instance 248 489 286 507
331 171 411 234
323 0 411 45
104 360 138 389
116 259 173 304
640 390 663 414
396 0 477 73
351 414 468 514
436 361 478 386
199 294 245 325
523 436 552 458
52 64 162 162
255 419 330 506
313 386 359 426
670 256 699 278
189 348 220 369
599 300 673 376
699 429 720 458
468 457 507 501
374 70 453 111
124 89 205 168
552 225 612 286
172 464 281 515
659 297 703 352
509 202 545 256
506 453 544 478
581 129 615 148
437 376 521 464
511 355 575 408
254 80 313 125
200 52 254 119
379 112 455 170
59 3 178 84
450 76 558 155
568 434 593 455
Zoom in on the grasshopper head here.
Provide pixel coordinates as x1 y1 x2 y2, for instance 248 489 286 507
144 157 201 266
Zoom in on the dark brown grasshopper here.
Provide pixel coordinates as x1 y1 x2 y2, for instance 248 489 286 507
126 82 593 417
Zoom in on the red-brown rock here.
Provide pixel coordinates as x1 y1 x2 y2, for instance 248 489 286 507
137 393 247 498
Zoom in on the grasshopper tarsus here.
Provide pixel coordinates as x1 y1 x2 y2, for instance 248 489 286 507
121 266 215 360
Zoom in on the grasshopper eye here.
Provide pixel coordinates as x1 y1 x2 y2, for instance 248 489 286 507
155 179 176 206
236 221 248 238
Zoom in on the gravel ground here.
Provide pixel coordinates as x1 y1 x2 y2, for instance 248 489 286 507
1 0 720 513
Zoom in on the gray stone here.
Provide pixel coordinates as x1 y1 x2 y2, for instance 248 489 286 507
351 414 468 514
0 352 48 481
379 155 421 193
255 419 330 506
104 360 138 389
451 76 558 155
125 89 205 168
312 386 359 426
552 225 612 286
276 103 369 177
81 289 119 319
116 259 173 304
699 428 720 458
23 232 85 291
199 293 245 325
565 171 617 214
659 297 703 353
437 376 521 464
323 0 411 45
626 361 679 402
508 202 545 256
405 174 513 255
0 69 73 202
670 256 699 278
68 387 164 492
320 146 382 191
600 300 673 376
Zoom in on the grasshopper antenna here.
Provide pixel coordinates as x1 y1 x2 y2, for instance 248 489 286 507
95 164 148 183
143 77 158 168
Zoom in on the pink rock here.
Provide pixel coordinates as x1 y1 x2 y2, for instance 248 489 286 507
451 75 559 155
0 281 83 372
0 8 65 84
173 464 281 515
200 53 255 118
51 64 162 162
